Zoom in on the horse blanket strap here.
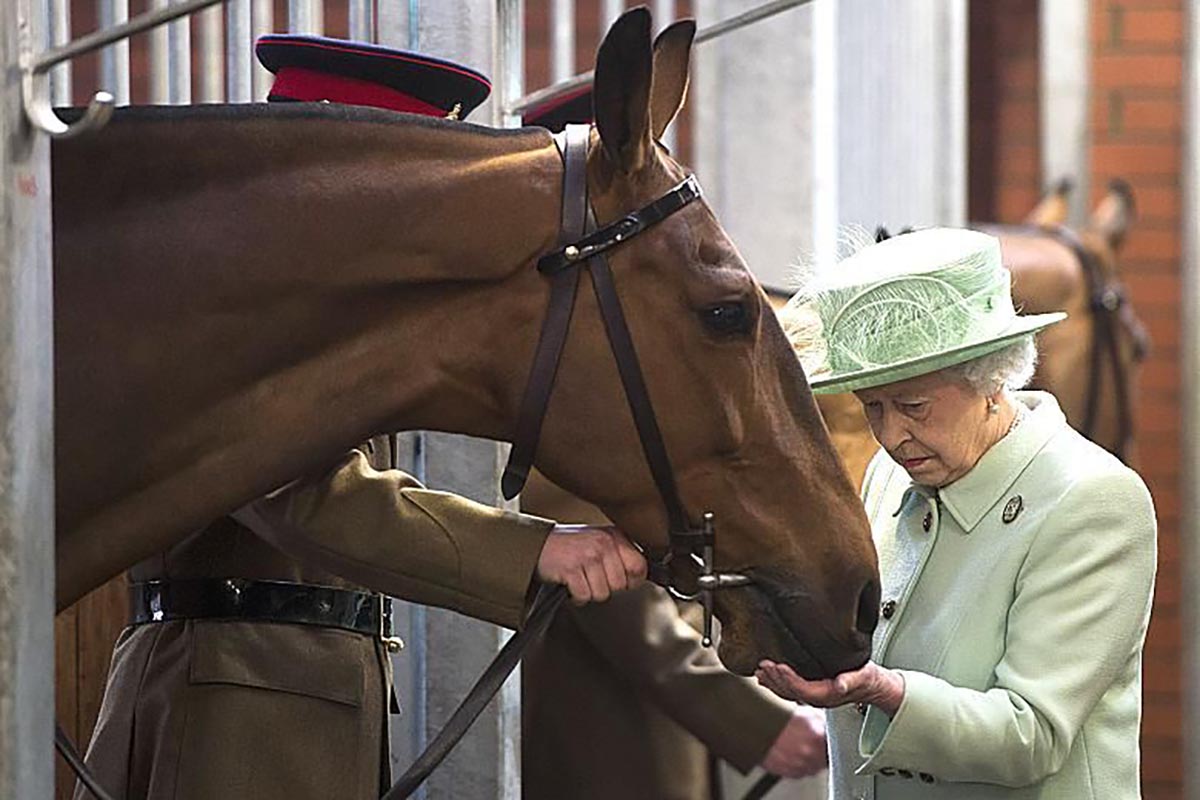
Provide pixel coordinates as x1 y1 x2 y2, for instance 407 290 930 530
130 578 395 641
500 124 590 500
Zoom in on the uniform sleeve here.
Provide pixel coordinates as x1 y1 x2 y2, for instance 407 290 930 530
236 449 554 629
855 470 1157 786
569 583 795 772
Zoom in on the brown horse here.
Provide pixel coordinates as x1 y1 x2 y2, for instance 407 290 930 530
50 10 876 679
780 180 1146 489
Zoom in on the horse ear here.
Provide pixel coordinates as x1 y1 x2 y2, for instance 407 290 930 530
650 19 696 140
1088 178 1136 251
1024 177 1073 227
594 7 654 173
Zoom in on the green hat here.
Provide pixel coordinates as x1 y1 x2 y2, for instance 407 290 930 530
781 228 1066 395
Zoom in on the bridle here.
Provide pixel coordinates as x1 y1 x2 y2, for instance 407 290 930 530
392 124 755 797
62 123 756 800
501 123 754 640
1009 223 1149 464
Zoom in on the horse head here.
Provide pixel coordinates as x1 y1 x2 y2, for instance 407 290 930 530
527 9 878 678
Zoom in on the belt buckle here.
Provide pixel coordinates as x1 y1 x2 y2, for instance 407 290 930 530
377 595 405 654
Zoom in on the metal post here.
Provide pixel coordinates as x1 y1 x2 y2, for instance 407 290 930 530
550 0 573 84
148 0 170 103
197 3 223 102
46 0 71 105
1182 4 1200 798
1 1 56 798
169 0 193 103
252 0 273 100
288 0 323 36
495 0 523 129
1039 0 1090 226
600 0 622 40
98 0 131 104
349 0 375 42
225 0 252 101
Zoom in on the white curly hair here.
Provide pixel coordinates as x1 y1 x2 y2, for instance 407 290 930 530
948 337 1039 396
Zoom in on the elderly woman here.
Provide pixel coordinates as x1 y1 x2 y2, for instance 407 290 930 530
763 227 1157 798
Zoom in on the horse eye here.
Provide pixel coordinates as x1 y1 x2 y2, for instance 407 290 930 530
700 302 751 335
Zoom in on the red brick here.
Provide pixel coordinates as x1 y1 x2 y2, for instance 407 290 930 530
1115 9 1186 49
1094 53 1183 89
1092 141 1180 176
1122 183 1181 219
1116 96 1183 134
1122 228 1182 261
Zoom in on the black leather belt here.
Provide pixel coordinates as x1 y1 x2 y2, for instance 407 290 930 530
130 578 400 647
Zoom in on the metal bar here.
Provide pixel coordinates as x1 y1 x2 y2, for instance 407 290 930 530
1 0 55 796
349 0 374 41
225 0 251 101
288 0 323 35
1183 4 1200 799
169 0 193 103
694 0 812 44
36 0 224 73
550 0 574 84
251 0 273 100
47 0 72 104
97 0 130 105
508 0 814 116
197 2 223 102
148 0 169 103
600 0 622 38
494 0 523 128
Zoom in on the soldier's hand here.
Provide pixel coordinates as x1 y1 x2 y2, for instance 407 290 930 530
536 525 647 604
760 705 828 779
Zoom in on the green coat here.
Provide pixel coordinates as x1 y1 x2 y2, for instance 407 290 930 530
827 391 1156 799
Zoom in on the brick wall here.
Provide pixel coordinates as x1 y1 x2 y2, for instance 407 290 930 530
968 0 1042 223
970 2 1184 795
1091 2 1185 796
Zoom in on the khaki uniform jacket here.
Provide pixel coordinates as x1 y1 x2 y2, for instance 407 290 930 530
827 392 1157 799
519 474 794 800
523 584 795 800
78 438 553 800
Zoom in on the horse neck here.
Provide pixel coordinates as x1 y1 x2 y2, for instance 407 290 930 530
171 108 566 443
54 108 566 602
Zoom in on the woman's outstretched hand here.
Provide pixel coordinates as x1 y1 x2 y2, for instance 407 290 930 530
755 659 906 716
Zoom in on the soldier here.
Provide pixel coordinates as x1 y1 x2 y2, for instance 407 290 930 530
75 36 645 800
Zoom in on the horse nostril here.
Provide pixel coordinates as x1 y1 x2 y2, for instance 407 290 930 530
855 578 881 635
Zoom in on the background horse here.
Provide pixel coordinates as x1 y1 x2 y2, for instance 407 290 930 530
786 179 1146 490
51 9 876 683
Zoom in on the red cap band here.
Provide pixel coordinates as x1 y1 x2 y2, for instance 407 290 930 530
269 66 448 116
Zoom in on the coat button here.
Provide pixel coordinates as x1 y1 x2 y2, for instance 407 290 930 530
922 511 932 531
881 600 897 619
855 702 867 716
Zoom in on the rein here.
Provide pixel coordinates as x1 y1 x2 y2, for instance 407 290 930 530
64 124 755 799
1028 224 1149 463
